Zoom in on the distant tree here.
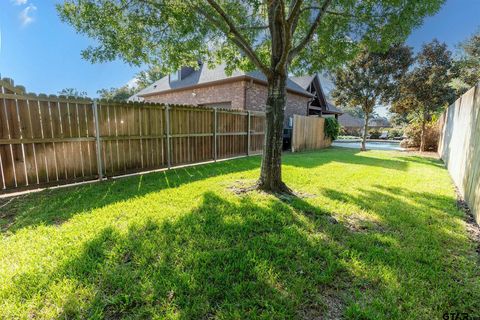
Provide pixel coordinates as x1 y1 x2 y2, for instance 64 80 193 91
391 40 455 151
339 105 371 119
97 86 136 101
136 66 163 90
451 30 480 95
58 0 444 192
96 67 162 101
331 45 413 151
389 112 409 127
58 88 88 98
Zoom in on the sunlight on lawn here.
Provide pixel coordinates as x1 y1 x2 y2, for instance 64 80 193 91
0 148 479 319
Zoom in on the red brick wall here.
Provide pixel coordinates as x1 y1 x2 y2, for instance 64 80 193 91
144 79 310 127
245 82 310 127
144 80 247 110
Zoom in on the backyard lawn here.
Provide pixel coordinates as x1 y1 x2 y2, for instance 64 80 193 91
0 148 479 319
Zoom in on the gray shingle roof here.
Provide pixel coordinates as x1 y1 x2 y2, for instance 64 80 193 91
289 75 315 90
134 63 312 99
338 114 392 128
325 101 343 114
290 73 342 115
338 113 364 128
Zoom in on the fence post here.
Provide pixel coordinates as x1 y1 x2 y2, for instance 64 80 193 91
247 111 251 156
165 104 171 169
213 108 217 161
92 100 103 180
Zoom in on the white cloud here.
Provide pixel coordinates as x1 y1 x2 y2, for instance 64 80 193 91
19 4 37 27
12 0 28 5
126 77 139 89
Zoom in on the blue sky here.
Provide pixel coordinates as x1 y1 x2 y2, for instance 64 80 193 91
0 0 479 99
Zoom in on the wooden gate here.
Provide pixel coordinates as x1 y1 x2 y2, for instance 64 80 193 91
291 115 331 152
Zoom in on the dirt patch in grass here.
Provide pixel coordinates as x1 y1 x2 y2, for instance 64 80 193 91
227 179 316 199
298 288 345 320
226 179 258 195
344 215 379 233
0 196 26 231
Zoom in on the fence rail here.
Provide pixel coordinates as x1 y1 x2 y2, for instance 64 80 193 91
0 79 265 191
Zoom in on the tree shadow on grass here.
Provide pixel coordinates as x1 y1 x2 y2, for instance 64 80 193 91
275 185 480 318
392 155 444 168
7 188 480 319
0 156 261 233
283 147 409 171
15 192 346 319
1 148 417 234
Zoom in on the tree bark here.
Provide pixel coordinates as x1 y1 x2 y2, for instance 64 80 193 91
258 73 289 193
419 119 426 152
361 112 370 151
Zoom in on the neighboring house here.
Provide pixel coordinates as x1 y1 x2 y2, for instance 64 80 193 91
338 113 392 135
369 117 391 128
338 113 365 131
131 62 341 128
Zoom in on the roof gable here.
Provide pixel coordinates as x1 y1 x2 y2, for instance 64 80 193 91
290 73 342 115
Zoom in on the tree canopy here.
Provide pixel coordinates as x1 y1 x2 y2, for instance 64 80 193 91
58 0 444 76
97 65 163 100
97 86 136 100
331 44 413 150
391 40 455 151
58 88 88 98
136 65 164 90
451 30 480 95
332 45 413 111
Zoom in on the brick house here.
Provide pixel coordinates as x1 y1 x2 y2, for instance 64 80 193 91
132 62 341 128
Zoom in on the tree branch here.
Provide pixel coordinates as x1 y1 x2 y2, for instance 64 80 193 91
289 0 333 60
266 0 292 75
202 0 271 77
296 5 380 19
325 10 356 18
286 0 303 31
238 25 269 30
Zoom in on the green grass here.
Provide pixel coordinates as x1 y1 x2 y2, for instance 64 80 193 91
0 148 479 319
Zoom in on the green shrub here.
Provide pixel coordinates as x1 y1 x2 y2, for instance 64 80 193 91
324 117 341 140
400 121 439 150
368 128 381 139
388 128 404 139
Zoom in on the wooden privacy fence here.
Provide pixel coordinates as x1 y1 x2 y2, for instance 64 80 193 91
0 79 265 191
291 115 331 152
438 83 480 225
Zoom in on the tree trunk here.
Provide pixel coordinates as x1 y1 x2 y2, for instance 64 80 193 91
419 119 426 152
361 112 370 151
258 73 289 193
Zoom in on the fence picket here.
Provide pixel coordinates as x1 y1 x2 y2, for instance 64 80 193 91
0 81 267 192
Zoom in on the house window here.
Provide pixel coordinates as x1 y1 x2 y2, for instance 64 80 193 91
288 117 293 128
169 70 180 82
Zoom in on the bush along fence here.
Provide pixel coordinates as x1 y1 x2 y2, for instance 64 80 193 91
438 83 480 225
0 79 266 192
